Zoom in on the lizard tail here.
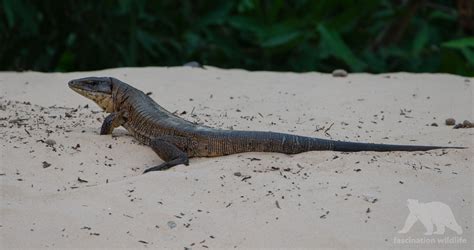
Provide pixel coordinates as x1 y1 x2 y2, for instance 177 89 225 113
277 134 465 153
325 139 466 152
221 131 465 154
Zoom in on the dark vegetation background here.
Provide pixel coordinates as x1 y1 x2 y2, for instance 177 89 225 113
1 0 473 76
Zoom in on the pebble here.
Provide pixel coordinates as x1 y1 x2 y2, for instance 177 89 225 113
362 194 378 203
462 120 472 127
42 161 51 168
332 69 348 77
167 221 177 229
453 120 473 129
183 61 203 68
445 118 456 126
233 172 242 177
45 139 56 146
453 123 463 129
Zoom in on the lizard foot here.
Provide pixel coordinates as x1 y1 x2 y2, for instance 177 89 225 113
143 158 189 173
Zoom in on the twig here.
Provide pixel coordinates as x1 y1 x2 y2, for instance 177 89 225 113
324 122 334 136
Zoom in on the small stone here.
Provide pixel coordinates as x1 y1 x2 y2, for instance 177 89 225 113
462 120 472 128
167 221 176 229
42 161 51 168
183 61 203 68
362 194 378 203
45 139 56 146
445 118 456 126
332 69 348 77
453 123 463 129
233 172 242 177
430 123 438 127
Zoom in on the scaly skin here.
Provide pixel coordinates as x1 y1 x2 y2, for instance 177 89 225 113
68 77 464 173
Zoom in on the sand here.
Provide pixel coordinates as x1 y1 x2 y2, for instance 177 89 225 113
0 67 472 249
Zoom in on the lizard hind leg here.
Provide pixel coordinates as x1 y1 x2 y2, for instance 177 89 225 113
143 137 190 173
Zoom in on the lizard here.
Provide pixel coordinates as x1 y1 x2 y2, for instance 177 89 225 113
68 77 464 173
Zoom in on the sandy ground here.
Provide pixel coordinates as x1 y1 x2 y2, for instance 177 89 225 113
0 67 472 249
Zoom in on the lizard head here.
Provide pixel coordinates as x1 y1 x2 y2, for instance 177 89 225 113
68 77 114 112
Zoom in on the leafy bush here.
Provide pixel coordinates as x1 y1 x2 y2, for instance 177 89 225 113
1 0 473 75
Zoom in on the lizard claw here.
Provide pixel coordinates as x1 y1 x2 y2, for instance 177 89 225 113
143 165 168 173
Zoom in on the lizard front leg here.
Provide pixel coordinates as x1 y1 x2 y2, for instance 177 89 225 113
143 137 190 173
100 111 126 135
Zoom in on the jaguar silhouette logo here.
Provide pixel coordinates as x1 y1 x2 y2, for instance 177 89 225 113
398 199 463 235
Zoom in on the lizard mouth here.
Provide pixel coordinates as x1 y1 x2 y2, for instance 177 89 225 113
68 77 113 93
68 78 113 111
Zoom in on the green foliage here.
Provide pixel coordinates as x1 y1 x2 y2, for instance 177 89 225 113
0 0 472 75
